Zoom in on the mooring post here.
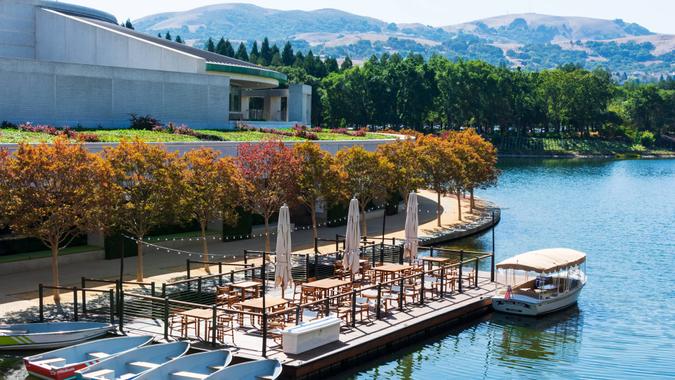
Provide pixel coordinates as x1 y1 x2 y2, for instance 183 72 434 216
38 284 44 322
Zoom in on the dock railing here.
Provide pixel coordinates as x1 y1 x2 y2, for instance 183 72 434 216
38 284 115 325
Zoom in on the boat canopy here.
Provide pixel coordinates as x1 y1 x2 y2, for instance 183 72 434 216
496 248 586 272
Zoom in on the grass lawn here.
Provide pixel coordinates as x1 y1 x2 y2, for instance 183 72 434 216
493 136 672 156
0 245 101 264
0 127 395 143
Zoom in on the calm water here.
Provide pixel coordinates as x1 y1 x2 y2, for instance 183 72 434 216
2 159 674 379
338 158 675 380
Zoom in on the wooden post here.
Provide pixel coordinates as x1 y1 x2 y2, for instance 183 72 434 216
211 305 217 347
73 287 79 321
459 250 464 293
163 297 169 340
38 284 44 322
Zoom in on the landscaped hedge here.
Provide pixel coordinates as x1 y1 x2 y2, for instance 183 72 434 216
0 234 87 256
223 208 253 241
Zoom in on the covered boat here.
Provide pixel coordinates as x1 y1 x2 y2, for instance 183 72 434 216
24 335 153 380
492 248 587 316
135 349 232 380
205 359 282 380
75 341 189 380
0 322 113 350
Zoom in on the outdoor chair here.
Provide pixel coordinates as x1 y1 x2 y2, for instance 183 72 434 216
212 314 235 345
354 296 371 321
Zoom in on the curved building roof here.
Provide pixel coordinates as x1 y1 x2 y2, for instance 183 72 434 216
38 0 117 24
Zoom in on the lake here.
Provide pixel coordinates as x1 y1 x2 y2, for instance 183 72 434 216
337 158 675 380
2 158 674 379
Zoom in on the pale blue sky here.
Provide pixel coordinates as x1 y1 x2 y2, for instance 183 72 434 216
66 0 675 34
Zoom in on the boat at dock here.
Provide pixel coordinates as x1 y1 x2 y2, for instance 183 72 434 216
75 341 190 380
0 322 113 351
492 248 587 316
23 335 153 380
204 359 282 380
134 349 232 380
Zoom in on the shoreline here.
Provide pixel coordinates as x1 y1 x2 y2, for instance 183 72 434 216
498 153 675 159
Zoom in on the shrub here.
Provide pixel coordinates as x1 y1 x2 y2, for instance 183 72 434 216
17 123 100 142
639 131 655 147
130 114 162 130
311 127 323 133
1 121 18 129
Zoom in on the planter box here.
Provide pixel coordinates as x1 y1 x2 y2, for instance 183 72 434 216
281 316 341 354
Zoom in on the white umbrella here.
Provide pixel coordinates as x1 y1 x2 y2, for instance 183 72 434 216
404 192 419 264
343 198 361 275
275 204 293 297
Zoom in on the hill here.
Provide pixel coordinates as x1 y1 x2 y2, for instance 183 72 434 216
134 5 674 79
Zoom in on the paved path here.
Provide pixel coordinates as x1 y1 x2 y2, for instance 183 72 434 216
0 190 493 320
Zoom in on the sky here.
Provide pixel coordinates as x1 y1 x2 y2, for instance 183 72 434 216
65 0 675 34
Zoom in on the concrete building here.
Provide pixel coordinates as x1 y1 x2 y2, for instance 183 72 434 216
0 0 311 129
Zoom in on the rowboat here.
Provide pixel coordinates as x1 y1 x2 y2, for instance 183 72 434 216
0 322 113 350
75 341 190 380
24 335 153 380
492 248 587 316
135 349 232 380
205 359 282 380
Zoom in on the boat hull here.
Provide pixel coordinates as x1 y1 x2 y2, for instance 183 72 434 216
0 323 112 351
492 284 584 316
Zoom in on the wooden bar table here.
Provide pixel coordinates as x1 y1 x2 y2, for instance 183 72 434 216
230 281 262 301
421 256 450 270
302 278 351 299
178 308 214 341
374 263 412 283
234 296 290 327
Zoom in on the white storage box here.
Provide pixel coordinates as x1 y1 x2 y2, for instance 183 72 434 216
281 316 341 354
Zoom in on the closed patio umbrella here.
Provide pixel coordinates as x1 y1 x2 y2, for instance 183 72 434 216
275 204 293 298
404 192 419 264
343 198 361 275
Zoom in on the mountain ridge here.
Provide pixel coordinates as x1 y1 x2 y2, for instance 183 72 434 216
133 4 674 79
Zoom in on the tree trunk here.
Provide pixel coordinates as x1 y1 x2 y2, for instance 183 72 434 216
437 191 442 227
50 242 60 303
456 190 462 221
310 202 318 241
201 222 210 274
264 215 270 252
470 188 475 213
136 238 144 282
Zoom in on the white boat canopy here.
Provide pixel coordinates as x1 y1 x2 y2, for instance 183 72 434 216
496 248 586 272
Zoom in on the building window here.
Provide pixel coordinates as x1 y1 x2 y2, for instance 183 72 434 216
229 87 241 112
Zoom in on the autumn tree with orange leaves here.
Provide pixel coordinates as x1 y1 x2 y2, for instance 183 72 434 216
0 139 113 302
183 148 247 272
237 141 300 252
105 140 188 281
377 139 424 207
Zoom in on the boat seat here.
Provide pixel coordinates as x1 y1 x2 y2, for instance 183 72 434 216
34 357 66 367
128 361 159 371
87 352 110 360
171 371 209 380
119 374 137 380
82 369 115 380
208 365 225 372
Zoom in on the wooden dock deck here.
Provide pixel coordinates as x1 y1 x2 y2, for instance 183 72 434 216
124 273 495 379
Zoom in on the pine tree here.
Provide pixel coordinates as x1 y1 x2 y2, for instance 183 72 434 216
157 33 162 38
281 41 294 66
206 38 215 52
325 56 339 73
270 52 282 66
249 41 260 64
223 39 235 57
216 37 227 55
164 32 172 41
271 44 280 57
260 37 272 66
124 19 134 30
235 42 249 61
175 35 184 44
293 51 305 67
341 55 353 71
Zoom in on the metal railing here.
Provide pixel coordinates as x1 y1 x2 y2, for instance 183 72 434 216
38 284 115 325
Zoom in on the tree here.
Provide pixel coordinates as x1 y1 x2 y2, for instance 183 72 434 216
105 140 188 281
417 135 463 226
335 146 394 235
281 41 294 66
175 35 184 44
341 55 353 71
216 38 235 57
235 42 249 61
293 142 345 240
261 37 272 66
325 57 339 73
445 129 499 212
206 38 215 52
164 32 172 41
124 19 134 30
270 52 282 66
0 139 112 302
376 139 424 205
183 148 246 273
236 141 300 252
249 41 260 64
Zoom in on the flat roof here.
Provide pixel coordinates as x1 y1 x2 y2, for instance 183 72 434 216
60 12 286 85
